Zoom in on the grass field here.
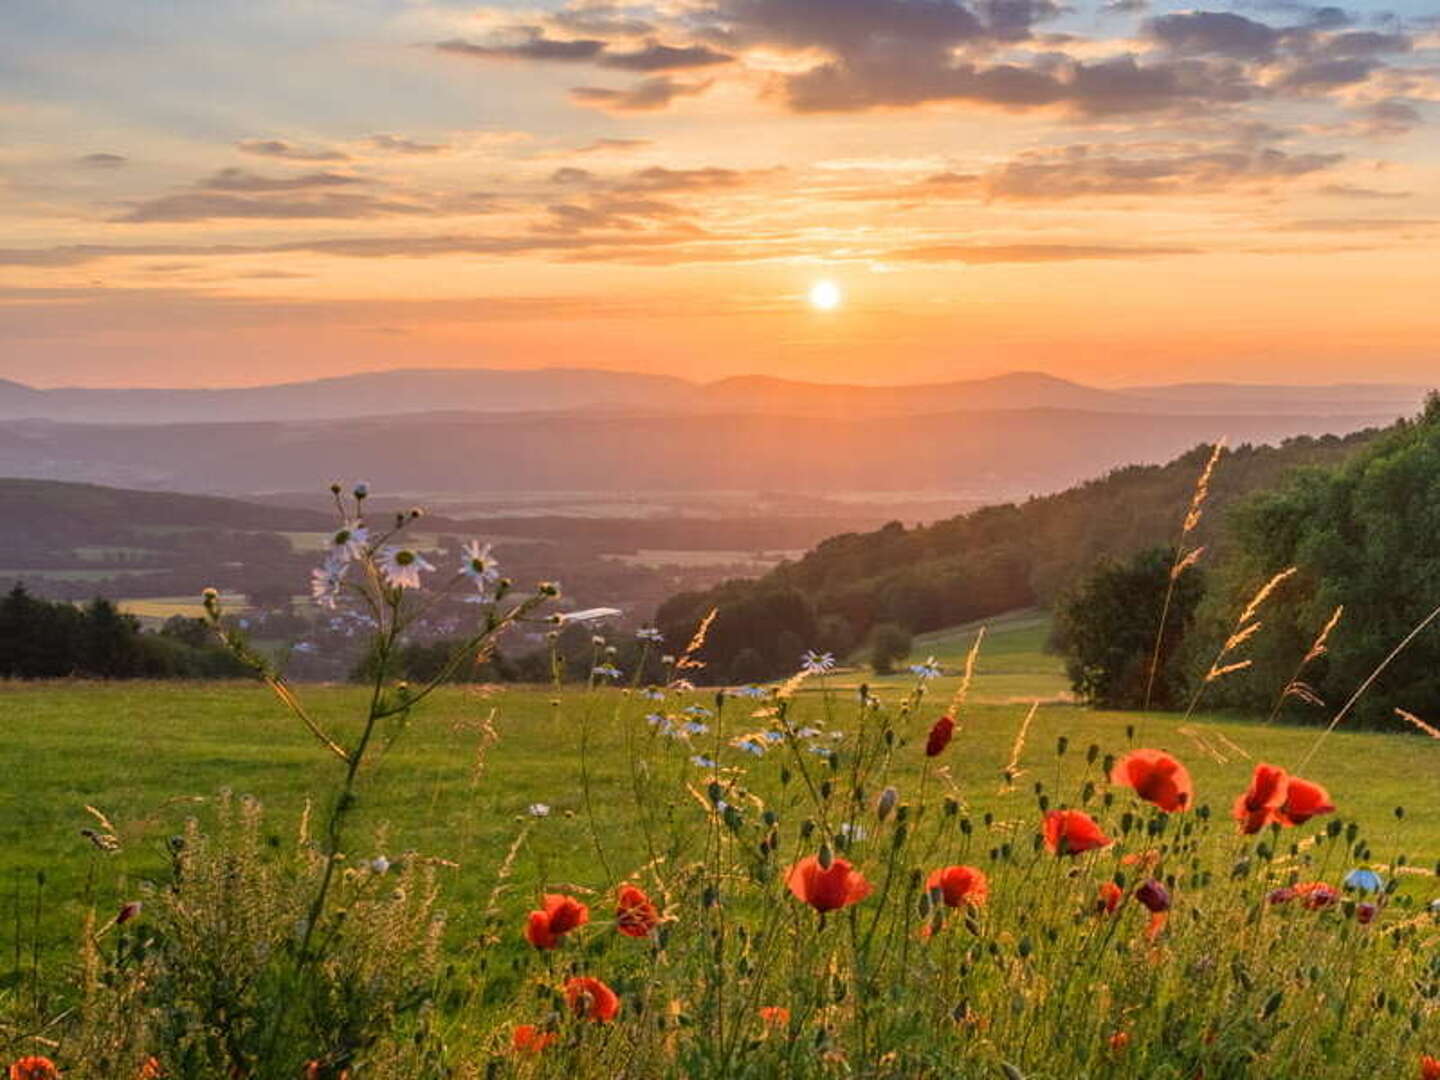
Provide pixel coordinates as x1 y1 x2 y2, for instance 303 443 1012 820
5 646 1439 973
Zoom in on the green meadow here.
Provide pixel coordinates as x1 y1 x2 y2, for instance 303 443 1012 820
5 609 1438 970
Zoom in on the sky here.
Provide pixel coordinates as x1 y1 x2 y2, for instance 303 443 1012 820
1 0 1437 389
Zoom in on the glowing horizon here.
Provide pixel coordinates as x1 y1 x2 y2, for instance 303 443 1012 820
2 1 1437 390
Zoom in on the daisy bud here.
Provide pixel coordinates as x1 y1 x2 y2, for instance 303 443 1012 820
329 481 342 494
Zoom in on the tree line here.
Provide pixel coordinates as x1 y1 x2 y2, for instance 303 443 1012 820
0 585 247 679
1055 395 1440 728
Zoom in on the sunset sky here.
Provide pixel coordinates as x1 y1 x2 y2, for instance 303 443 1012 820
2 0 1437 388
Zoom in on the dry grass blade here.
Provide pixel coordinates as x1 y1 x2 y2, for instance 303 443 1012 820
947 626 986 714
1205 659 1253 682
674 607 717 672
1000 700 1039 789
1296 599 1440 770
1146 438 1225 710
1238 567 1298 627
1396 708 1440 739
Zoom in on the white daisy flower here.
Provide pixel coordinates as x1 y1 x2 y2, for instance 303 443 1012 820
459 540 500 594
527 803 551 818
637 627 664 644
310 554 347 609
328 521 369 562
377 546 434 590
801 650 836 674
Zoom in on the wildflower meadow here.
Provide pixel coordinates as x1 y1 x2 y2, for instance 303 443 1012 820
4 481 1440 1080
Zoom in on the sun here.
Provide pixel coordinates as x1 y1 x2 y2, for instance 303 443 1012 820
808 280 842 311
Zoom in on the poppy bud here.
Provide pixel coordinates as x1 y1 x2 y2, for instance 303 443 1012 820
818 842 834 870
876 786 898 822
1135 879 1171 913
926 716 955 757
1356 902 1378 925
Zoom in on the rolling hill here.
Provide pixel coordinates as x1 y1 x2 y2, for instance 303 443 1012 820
0 367 1426 424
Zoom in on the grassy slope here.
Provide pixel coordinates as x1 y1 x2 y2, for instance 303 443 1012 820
4 654 1439 972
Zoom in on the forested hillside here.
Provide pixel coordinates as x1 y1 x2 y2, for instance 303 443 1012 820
656 429 1382 682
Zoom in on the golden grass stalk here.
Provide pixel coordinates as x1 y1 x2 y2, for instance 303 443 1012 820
1145 439 1226 710
1187 566 1295 713
1268 604 1343 723
1296 599 1440 771
1396 708 1440 739
947 625 986 715
1000 700 1039 789
674 607 717 672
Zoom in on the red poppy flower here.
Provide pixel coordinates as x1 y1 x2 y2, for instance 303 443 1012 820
511 1025 558 1054
758 1006 790 1028
564 976 620 1023
1277 776 1335 826
1421 1054 1440 1080
786 856 872 912
1042 810 1111 856
9 1060 58 1080
616 884 660 938
1110 749 1193 813
1356 902 1378 925
524 893 590 949
1233 763 1289 833
925 716 955 757
1108 1031 1131 1053
1096 881 1123 914
1294 881 1338 910
925 865 989 908
136 1059 163 1079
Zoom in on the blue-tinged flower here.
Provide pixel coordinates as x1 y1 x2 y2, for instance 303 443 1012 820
683 721 710 736
682 704 713 718
735 739 766 756
1343 868 1384 893
801 650 836 674
592 662 622 680
730 685 769 699
328 521 369 562
690 755 719 769
637 627 664 644
840 823 866 841
808 746 835 759
641 687 666 701
459 540 500 594
310 554 348 609
909 660 943 680
793 726 821 739
762 731 785 744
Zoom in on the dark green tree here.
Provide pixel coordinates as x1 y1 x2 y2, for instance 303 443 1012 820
868 622 913 676
1053 547 1205 709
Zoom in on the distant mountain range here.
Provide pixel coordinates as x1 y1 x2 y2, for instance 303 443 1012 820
0 366 1428 501
0 367 1429 423
0 405 1403 500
